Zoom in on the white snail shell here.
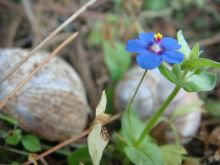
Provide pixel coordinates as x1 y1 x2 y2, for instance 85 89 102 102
0 48 90 141
114 66 202 143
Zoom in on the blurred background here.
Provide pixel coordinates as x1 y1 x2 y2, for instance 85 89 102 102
1 0 220 107
1 0 220 164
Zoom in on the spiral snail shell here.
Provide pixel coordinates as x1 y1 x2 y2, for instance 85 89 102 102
0 48 90 141
114 66 202 143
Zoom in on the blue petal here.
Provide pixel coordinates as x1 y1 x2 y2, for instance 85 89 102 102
161 37 181 51
136 52 162 69
161 51 184 64
126 39 147 53
139 32 155 43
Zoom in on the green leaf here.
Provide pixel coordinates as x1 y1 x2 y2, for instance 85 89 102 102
0 113 18 125
177 30 191 59
121 109 145 145
159 64 183 86
103 41 131 82
205 99 220 117
161 144 187 165
125 143 164 165
121 110 162 164
21 135 41 152
182 58 220 70
172 64 182 79
190 43 200 59
6 129 21 146
183 71 216 92
68 146 91 165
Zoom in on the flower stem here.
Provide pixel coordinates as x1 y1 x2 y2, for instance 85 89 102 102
135 85 181 147
126 70 147 112
126 70 147 132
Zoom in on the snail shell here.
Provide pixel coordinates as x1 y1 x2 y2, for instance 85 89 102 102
0 48 90 141
114 66 202 143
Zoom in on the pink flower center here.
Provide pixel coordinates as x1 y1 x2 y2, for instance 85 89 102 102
150 43 162 54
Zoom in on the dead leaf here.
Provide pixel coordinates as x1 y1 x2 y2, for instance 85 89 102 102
96 91 107 116
88 123 109 165
28 153 38 165
88 91 110 165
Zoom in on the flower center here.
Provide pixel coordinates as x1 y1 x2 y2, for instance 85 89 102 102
148 32 163 54
150 43 162 54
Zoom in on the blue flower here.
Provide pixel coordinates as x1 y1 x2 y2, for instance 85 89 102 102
126 32 184 69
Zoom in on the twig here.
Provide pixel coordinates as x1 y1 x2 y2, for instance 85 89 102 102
74 37 98 109
194 33 220 47
0 144 29 156
22 113 121 165
0 0 23 15
22 0 42 45
39 158 48 165
6 15 22 47
0 0 97 85
0 32 78 110
0 145 48 165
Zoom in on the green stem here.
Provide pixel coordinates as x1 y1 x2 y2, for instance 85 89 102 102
135 85 181 147
126 70 147 138
126 70 147 112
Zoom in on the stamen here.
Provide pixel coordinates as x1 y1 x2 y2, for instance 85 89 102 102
154 33 163 42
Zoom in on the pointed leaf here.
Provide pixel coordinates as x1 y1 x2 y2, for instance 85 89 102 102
190 43 200 59
183 71 216 92
172 64 181 79
121 109 145 144
125 143 164 165
161 144 187 165
177 30 191 59
96 91 107 116
159 64 184 87
182 58 220 70
88 124 109 165
103 41 131 82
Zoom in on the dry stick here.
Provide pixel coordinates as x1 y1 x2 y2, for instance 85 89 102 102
194 33 220 47
0 145 29 156
0 32 78 110
22 113 121 165
22 0 42 46
0 145 48 165
0 0 97 85
6 15 22 47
